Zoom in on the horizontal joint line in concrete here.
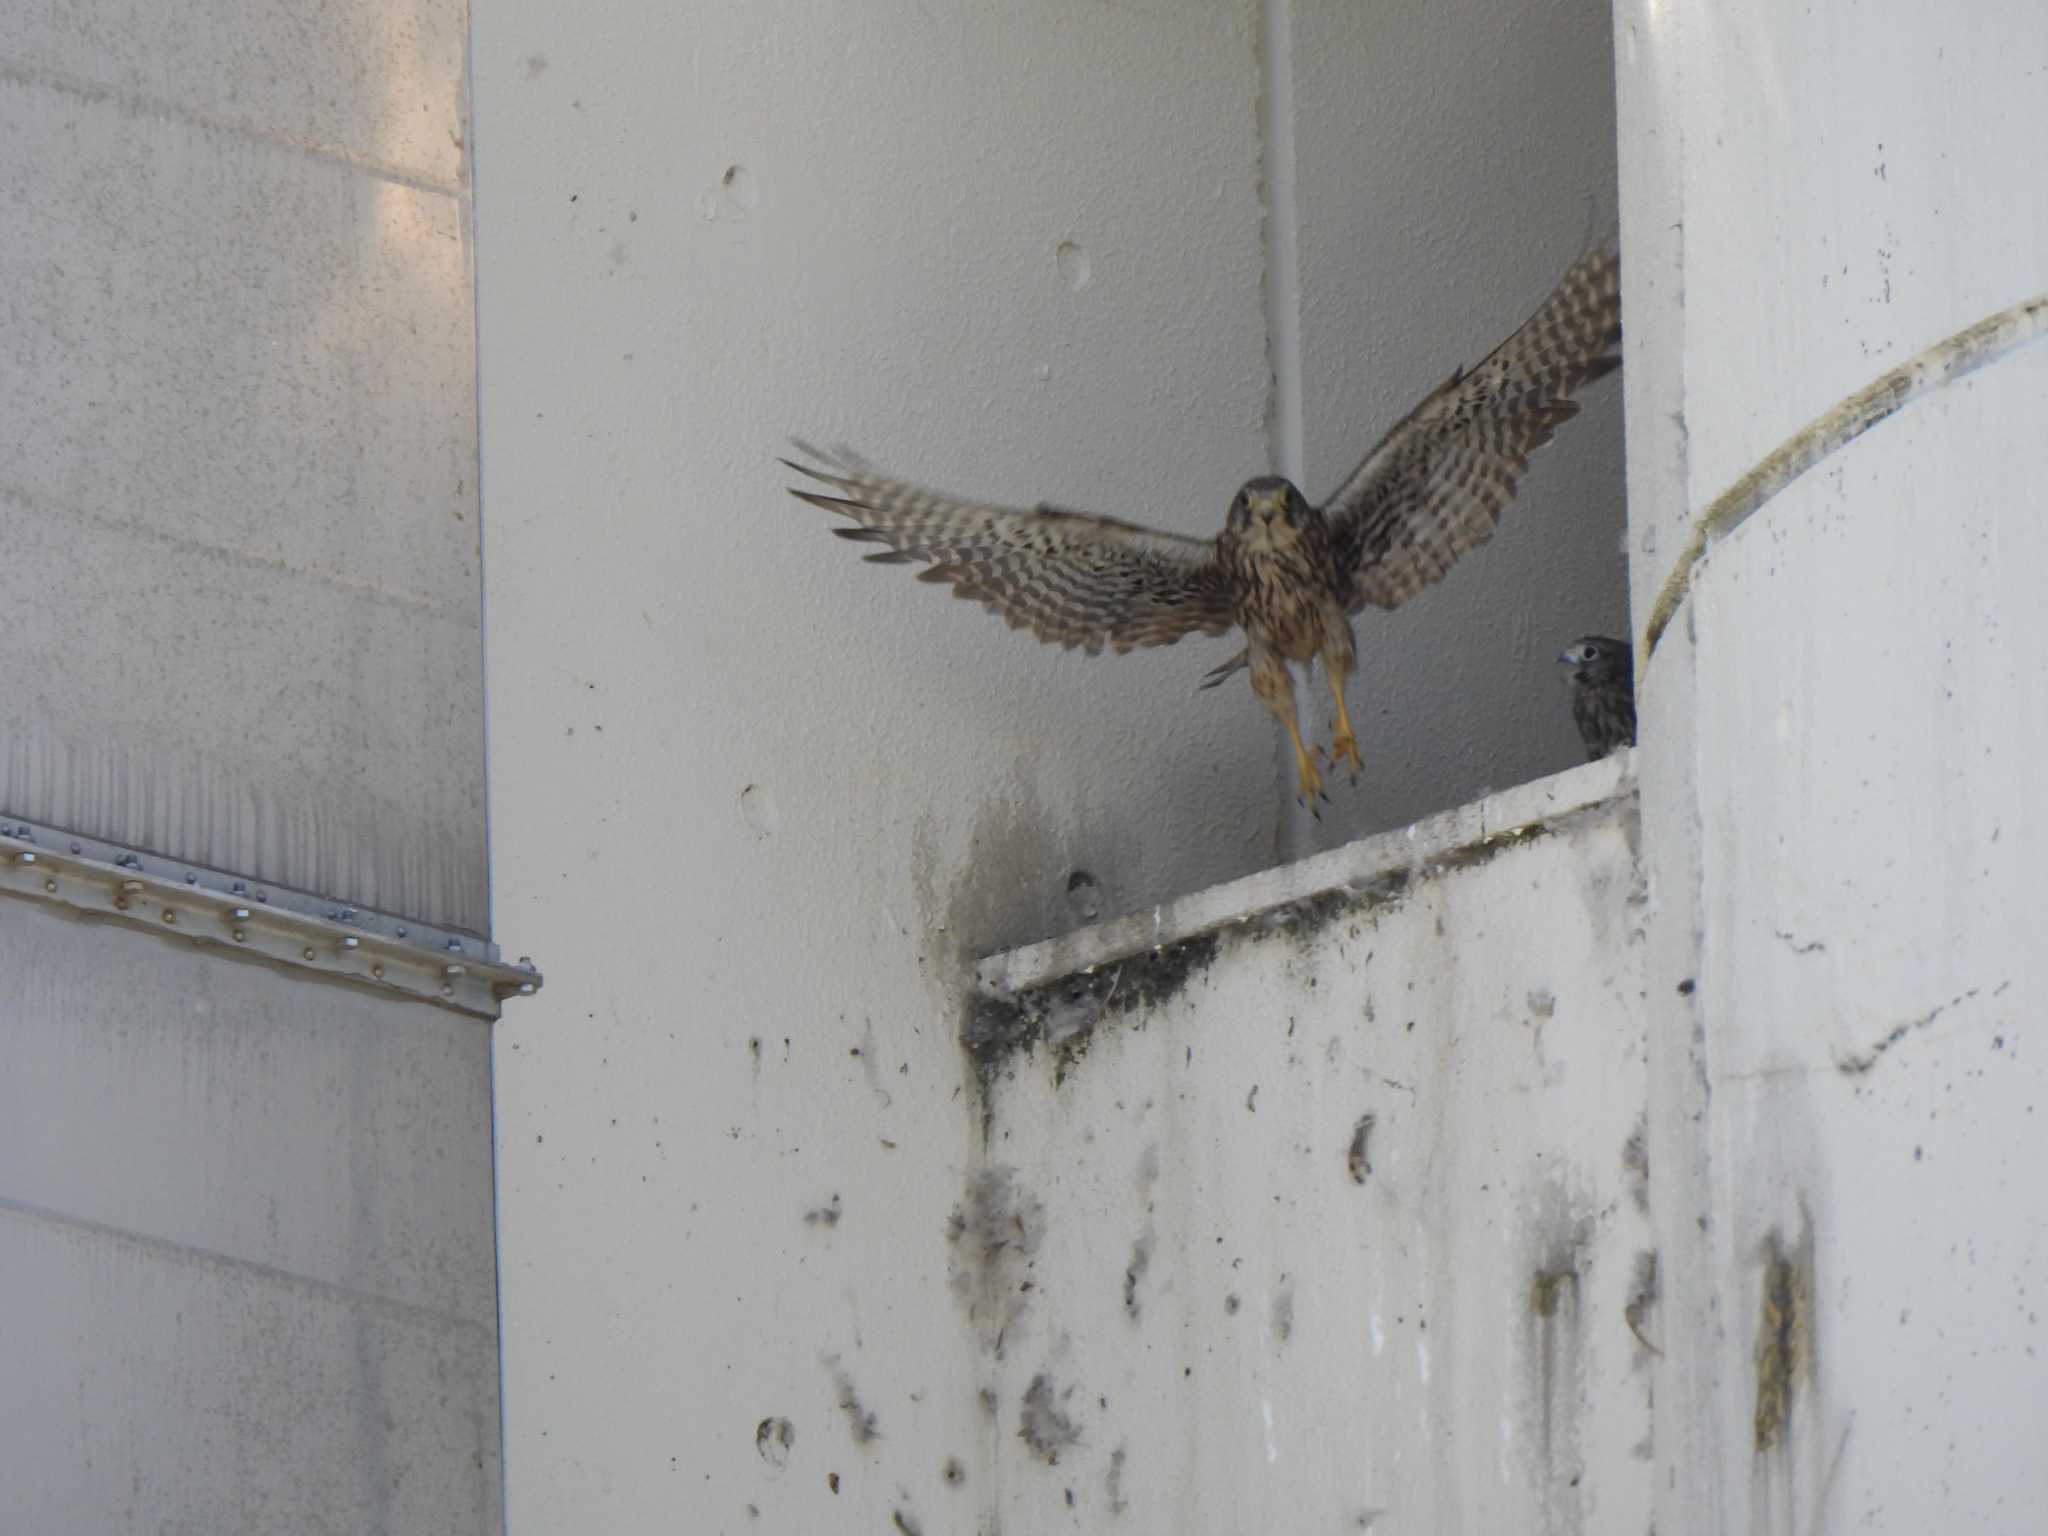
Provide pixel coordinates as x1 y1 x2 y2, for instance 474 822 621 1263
976 753 1635 996
0 58 465 200
0 480 476 623
0 1191 495 1337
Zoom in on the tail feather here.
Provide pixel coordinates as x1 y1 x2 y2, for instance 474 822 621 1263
1197 649 1248 691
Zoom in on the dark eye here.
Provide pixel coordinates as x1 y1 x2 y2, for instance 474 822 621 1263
1581 643 1600 659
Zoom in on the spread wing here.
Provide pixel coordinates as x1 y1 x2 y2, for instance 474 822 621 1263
1322 240 1622 611
782 444 1237 654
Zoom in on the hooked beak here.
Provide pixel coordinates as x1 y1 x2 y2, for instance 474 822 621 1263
1556 646 1581 666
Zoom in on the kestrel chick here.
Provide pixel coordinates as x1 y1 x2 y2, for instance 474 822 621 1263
786 241 1621 806
1558 635 1635 760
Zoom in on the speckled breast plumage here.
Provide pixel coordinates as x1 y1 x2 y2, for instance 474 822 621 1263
1218 517 1343 663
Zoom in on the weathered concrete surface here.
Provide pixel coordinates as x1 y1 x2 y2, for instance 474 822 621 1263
1619 3 2048 1532
0 0 485 931
0 899 501 1533
0 1 504 1530
973 764 1649 1533
477 4 1623 1526
477 5 1272 1531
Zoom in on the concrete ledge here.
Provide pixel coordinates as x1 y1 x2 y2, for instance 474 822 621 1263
976 752 1634 996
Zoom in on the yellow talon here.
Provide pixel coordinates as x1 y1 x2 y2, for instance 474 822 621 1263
1328 677 1364 782
1328 728 1363 778
1293 742 1325 803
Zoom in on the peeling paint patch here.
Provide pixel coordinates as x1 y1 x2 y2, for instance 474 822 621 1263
1019 1372 1082 1465
947 1166 1046 1359
824 1357 879 1445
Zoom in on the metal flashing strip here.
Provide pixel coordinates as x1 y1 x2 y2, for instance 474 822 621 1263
975 752 1634 998
0 817 540 1020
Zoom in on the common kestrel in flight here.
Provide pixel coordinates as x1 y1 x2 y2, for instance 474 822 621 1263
785 241 1621 805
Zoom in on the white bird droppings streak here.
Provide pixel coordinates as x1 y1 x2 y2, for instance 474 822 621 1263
1370 1311 1384 1354
1262 1399 1278 1464
1417 1339 1431 1383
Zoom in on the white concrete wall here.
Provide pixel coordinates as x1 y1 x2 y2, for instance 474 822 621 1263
1617 3 2048 1532
1 1 504 1530
1 0 487 930
476 4 1622 1529
0 904 502 1533
967 761 1647 1534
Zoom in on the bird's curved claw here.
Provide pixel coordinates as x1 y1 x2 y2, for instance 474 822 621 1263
1328 729 1364 786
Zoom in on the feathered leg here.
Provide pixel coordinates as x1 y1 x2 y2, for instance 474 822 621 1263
1250 645 1326 810
1319 611 1363 782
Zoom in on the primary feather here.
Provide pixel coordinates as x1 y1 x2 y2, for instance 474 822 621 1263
1324 239 1622 611
783 240 1622 698
781 445 1236 654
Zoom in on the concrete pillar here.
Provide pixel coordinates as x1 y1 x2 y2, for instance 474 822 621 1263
0 1 505 1529
1617 3 2048 1531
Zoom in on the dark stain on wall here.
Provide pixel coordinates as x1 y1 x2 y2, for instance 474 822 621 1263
754 1416 794 1468
1346 1113 1375 1183
1019 1372 1083 1465
1753 1224 1813 1454
946 1166 1046 1359
824 1357 879 1445
965 931 1220 1127
1123 1221 1154 1321
1625 1249 1661 1357
1520 1174 1595 1527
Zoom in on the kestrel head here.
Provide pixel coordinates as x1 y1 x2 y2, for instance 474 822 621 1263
1558 635 1631 684
1225 476 1311 547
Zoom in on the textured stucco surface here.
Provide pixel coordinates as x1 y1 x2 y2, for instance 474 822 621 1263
1619 3 2048 1531
0 901 502 1533
0 0 486 930
478 2 1624 1529
0 1 503 1530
